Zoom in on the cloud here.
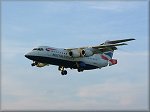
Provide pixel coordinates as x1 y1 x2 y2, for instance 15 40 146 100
77 80 148 110
4 77 146 110
73 50 148 110
1 39 30 60
85 1 144 12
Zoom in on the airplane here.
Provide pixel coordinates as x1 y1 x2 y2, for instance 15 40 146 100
25 38 135 75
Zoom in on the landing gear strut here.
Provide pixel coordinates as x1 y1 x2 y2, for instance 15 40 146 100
58 66 67 75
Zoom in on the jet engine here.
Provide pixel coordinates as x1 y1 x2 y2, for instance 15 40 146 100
69 49 94 58
80 49 93 57
69 49 81 58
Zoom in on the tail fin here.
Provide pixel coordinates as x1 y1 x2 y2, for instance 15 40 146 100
103 51 117 66
103 50 114 59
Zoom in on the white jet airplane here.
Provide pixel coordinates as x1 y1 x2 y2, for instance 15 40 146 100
25 38 135 75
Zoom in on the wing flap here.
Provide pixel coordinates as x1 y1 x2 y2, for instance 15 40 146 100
93 43 127 49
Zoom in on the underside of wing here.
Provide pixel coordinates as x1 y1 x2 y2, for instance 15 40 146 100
93 43 127 49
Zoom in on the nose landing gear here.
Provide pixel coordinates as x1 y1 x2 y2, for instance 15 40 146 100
61 70 67 75
31 61 38 66
58 66 67 75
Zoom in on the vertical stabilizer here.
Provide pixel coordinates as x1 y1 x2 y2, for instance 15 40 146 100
101 50 117 66
103 51 113 59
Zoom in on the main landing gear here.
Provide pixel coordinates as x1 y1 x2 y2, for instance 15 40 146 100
58 66 67 75
77 68 84 72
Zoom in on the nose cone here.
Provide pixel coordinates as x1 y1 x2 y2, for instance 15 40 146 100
25 54 30 59
25 52 34 60
25 54 29 58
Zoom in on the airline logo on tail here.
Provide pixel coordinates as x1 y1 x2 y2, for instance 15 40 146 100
101 51 117 66
104 51 113 59
101 51 113 60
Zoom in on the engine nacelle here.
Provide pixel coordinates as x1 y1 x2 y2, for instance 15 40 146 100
69 49 94 58
81 49 93 57
69 49 81 58
36 63 47 67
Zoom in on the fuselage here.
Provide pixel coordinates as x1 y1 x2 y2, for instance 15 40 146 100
25 46 109 70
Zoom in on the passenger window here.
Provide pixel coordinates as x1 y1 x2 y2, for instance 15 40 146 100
40 48 44 51
33 48 43 51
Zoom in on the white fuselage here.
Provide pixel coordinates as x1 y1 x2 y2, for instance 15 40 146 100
25 46 108 70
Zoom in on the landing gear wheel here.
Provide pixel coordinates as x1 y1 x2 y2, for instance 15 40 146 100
35 61 38 65
31 63 35 66
64 70 67 75
61 71 64 75
61 70 67 75
31 61 38 66
58 66 61 71
78 68 84 72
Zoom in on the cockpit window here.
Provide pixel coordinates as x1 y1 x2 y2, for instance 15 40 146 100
38 48 44 51
33 48 38 50
32 48 44 51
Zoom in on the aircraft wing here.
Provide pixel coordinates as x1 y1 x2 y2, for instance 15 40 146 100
92 38 135 52
65 38 135 51
101 38 135 44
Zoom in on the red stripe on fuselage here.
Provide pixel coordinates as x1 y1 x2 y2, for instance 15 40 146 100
101 55 109 60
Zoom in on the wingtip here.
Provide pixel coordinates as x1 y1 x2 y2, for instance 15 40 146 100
130 38 136 40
